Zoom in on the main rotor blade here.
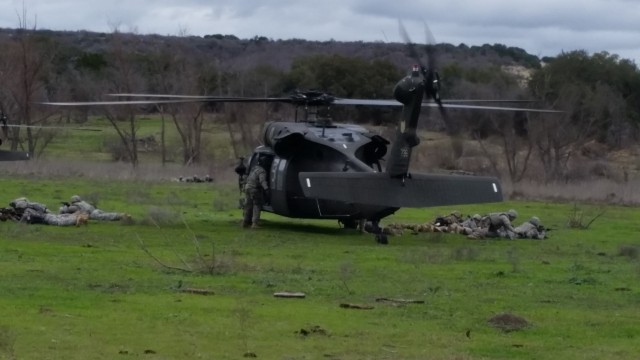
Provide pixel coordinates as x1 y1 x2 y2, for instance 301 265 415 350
334 98 563 113
109 93 218 98
442 99 538 103
299 172 503 208
108 93 331 105
40 99 201 106
423 21 437 70
3 124 102 131
398 20 426 70
439 103 563 113
108 93 259 100
42 97 294 106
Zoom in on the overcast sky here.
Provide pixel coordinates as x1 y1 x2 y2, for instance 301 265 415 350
2 0 639 64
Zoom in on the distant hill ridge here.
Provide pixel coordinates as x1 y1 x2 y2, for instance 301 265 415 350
0 27 542 72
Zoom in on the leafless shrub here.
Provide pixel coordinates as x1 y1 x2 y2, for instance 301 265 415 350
566 203 605 229
412 137 455 171
454 156 493 175
143 206 180 226
400 248 448 265
618 245 640 260
125 189 153 205
138 218 238 275
82 192 101 208
507 247 520 273
460 142 486 157
589 161 616 180
339 261 355 294
233 301 255 357
451 246 479 261
163 191 190 206
0 325 16 360
506 178 640 205
0 158 238 183
104 138 131 162
213 197 232 212
423 232 445 243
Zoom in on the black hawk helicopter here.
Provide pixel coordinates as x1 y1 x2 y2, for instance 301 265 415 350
43 25 560 241
44 67 559 241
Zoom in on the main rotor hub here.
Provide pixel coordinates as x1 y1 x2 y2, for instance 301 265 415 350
289 91 336 107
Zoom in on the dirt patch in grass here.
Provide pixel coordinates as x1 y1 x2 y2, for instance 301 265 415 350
296 325 329 337
487 313 530 332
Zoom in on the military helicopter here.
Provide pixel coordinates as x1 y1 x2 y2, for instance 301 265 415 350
43 26 560 241
45 69 559 242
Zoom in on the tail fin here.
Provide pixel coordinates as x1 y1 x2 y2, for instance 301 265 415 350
386 66 424 178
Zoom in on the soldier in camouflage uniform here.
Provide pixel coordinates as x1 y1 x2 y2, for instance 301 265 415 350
433 211 463 233
8 198 84 226
59 195 128 221
10 197 48 215
20 207 85 226
484 209 518 239
514 216 546 240
242 157 269 228
460 214 483 236
235 157 248 209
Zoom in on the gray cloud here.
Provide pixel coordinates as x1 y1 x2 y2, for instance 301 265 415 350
1 0 638 63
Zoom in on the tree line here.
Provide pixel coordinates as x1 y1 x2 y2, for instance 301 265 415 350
0 24 638 183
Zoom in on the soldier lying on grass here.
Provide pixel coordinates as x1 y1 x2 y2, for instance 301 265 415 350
59 195 130 221
4 196 130 226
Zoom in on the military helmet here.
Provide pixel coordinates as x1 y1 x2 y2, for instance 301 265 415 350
507 209 518 219
450 210 461 218
529 216 540 226
71 195 82 203
472 214 482 221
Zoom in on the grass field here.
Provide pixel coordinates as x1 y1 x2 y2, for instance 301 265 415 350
43 115 238 164
1 176 639 359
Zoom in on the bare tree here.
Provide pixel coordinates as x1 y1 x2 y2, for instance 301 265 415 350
0 6 57 157
102 31 146 167
529 83 609 182
475 111 534 183
144 38 216 165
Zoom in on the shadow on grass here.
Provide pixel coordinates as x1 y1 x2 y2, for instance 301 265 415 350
226 218 357 236
258 220 350 236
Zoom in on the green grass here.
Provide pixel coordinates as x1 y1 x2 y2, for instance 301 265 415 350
1 176 639 359
43 115 238 163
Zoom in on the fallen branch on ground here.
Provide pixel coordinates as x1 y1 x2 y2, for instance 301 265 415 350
180 288 215 295
273 292 306 298
339 303 374 310
375 297 425 304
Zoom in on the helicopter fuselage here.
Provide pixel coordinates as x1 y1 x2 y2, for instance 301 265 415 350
244 120 397 223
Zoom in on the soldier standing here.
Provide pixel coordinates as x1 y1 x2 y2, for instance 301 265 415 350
242 157 269 228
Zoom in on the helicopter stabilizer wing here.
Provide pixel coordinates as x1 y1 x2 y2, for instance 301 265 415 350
0 149 30 161
298 172 502 208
